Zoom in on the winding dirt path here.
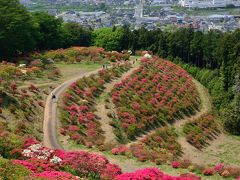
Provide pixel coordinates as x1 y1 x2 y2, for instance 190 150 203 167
43 68 101 149
95 65 139 144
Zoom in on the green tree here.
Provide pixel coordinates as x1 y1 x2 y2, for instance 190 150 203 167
120 25 131 50
223 73 240 135
63 22 91 47
190 31 204 67
32 12 64 50
93 27 124 51
0 0 36 58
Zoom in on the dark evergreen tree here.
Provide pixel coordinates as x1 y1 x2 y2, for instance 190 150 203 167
63 22 91 47
32 12 65 50
0 0 36 58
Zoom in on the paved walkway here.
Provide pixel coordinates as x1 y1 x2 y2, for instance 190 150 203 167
43 68 101 149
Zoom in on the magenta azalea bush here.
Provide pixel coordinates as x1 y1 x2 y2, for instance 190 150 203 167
172 161 181 168
116 168 200 180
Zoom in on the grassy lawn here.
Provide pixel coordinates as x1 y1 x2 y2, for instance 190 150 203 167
5 62 102 89
176 122 240 167
55 61 101 81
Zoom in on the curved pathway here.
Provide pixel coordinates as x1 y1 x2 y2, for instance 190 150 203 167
95 64 139 144
43 68 101 149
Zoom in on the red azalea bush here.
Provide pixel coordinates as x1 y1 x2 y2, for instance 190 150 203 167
202 168 214 176
183 114 220 149
116 168 200 180
112 57 199 139
214 163 225 174
172 161 181 168
129 127 181 163
111 145 128 155
60 63 131 147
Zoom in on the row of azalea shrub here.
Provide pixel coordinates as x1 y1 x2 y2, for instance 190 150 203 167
60 62 131 147
111 57 200 140
0 138 205 180
129 127 182 163
111 127 181 163
183 114 220 149
32 46 130 63
171 160 240 179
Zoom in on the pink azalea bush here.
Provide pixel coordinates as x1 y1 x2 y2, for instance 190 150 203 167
214 163 225 174
116 168 200 180
111 145 128 155
202 168 214 176
172 161 181 168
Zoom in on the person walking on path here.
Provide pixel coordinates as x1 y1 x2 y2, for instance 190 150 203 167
52 93 57 103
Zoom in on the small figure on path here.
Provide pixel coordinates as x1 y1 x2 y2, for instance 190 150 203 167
52 93 56 102
112 112 116 119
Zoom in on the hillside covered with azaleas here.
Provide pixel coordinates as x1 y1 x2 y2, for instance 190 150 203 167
111 57 199 139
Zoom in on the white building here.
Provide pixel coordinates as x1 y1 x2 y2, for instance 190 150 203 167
134 0 144 18
179 0 240 8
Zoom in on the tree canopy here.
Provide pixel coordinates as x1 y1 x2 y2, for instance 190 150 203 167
0 0 36 57
0 0 92 58
93 27 124 51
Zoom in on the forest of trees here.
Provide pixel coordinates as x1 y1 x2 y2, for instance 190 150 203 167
0 0 91 58
0 0 239 134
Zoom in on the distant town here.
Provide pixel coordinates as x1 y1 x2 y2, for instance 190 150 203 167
20 0 240 31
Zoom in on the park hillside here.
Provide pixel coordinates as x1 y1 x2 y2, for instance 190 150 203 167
0 0 240 179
